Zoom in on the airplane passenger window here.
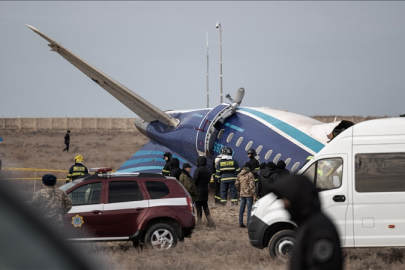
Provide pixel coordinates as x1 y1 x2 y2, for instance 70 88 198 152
285 158 291 167
217 129 225 139
273 154 281 163
256 145 263 155
245 141 253 151
291 162 300 173
227 133 234 143
236 137 243 147
265 150 273 160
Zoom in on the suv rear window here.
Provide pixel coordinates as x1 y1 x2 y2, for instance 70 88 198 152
145 181 170 199
109 181 143 203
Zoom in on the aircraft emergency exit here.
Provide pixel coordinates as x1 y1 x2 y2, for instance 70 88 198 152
27 25 344 173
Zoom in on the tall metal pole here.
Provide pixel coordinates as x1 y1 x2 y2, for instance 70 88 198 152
216 21 223 103
206 31 209 108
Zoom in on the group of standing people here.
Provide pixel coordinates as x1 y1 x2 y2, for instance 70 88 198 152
235 148 290 228
163 147 291 229
211 146 291 228
162 152 215 227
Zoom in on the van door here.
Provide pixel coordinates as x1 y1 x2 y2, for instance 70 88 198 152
352 147 405 247
302 155 349 245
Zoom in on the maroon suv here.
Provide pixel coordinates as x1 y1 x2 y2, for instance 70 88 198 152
59 170 195 250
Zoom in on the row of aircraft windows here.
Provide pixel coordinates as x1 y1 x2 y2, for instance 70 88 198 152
218 129 301 172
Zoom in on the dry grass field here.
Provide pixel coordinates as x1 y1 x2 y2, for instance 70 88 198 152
0 129 404 269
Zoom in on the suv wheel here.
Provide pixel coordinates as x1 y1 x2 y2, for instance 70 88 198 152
145 224 178 250
269 230 295 261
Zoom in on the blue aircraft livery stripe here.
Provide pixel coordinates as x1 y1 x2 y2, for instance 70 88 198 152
117 140 193 172
130 150 187 163
121 158 165 166
120 152 187 168
118 166 164 173
237 107 324 153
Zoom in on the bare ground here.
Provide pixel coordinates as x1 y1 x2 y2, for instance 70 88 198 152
0 130 404 269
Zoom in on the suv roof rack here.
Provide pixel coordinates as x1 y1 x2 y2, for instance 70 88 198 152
80 171 168 180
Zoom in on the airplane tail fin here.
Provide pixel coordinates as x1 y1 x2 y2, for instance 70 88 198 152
26 25 179 127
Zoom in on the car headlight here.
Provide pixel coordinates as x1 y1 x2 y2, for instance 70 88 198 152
251 200 259 216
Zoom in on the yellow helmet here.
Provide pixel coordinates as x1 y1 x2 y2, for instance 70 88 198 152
74 155 84 163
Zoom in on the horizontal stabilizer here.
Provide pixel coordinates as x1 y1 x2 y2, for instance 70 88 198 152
26 25 179 127
117 140 192 173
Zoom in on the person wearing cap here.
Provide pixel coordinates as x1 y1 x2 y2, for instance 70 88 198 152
162 151 172 176
31 174 72 232
235 162 256 228
193 156 215 227
246 148 260 183
179 163 198 204
272 175 342 270
66 155 88 183
63 130 70 152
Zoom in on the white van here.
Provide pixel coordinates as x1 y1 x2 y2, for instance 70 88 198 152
248 117 405 260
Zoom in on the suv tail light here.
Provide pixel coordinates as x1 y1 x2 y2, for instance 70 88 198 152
186 196 193 212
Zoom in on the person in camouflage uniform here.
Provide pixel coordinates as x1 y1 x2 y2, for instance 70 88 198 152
31 174 72 232
179 163 198 202
235 162 256 228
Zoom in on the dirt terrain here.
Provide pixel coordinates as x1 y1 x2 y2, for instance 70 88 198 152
0 129 404 269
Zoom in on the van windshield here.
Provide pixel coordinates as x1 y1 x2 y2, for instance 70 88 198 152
302 158 343 191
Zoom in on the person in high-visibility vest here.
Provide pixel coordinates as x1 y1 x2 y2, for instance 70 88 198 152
66 155 88 183
211 154 223 204
216 147 241 206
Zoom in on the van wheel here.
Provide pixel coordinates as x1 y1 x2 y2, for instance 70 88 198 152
144 224 178 250
269 230 295 261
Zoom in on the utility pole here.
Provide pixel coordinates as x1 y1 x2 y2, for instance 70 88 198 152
216 21 223 103
206 31 209 108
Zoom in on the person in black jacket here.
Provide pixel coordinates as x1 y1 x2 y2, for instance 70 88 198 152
275 160 290 178
169 158 182 181
193 156 215 227
272 175 342 270
246 148 260 182
257 162 277 198
162 152 172 176
63 130 70 152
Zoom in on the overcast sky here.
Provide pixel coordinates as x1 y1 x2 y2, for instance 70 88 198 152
1 1 405 118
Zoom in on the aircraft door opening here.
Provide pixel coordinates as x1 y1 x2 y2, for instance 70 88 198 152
195 103 239 156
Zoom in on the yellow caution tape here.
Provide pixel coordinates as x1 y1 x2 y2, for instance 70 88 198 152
2 178 66 181
2 167 68 173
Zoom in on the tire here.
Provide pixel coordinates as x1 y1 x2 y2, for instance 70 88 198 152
144 223 178 251
269 230 295 261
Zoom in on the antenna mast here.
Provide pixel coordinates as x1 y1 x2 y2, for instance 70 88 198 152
206 31 209 108
216 22 223 103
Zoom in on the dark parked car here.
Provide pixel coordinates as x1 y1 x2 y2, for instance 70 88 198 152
59 168 195 250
